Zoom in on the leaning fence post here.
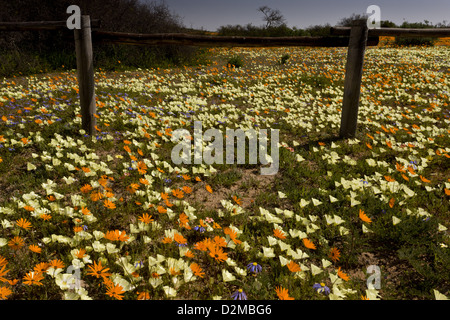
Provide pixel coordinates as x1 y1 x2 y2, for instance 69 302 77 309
74 15 96 136
339 19 368 138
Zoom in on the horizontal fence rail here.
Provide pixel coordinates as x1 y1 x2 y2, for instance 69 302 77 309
0 19 100 31
91 31 380 47
331 26 450 38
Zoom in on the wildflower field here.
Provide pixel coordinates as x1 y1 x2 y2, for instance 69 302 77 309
0 44 449 300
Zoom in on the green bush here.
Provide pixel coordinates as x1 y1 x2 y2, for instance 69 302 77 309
227 55 243 68
280 54 290 64
394 37 436 46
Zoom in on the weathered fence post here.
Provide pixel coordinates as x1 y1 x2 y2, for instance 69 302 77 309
74 15 96 136
339 19 368 138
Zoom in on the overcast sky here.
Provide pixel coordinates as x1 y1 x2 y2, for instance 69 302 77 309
148 0 450 31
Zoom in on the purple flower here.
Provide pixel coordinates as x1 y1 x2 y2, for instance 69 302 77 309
231 289 247 300
313 283 330 295
247 262 262 274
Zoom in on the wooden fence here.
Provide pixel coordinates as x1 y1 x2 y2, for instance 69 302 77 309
1 17 450 138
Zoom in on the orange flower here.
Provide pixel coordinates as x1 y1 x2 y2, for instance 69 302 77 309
286 260 301 272
81 207 91 216
366 142 373 150
138 213 154 224
205 185 213 193
209 246 228 262
75 249 87 259
139 178 150 185
103 199 116 209
359 209 372 223
182 186 193 194
105 281 125 300
33 262 49 274
385 140 392 148
395 162 406 173
419 175 431 183
81 167 91 173
157 206 167 214
178 213 190 229
407 166 417 175
73 226 83 233
137 161 147 174
224 227 241 244
137 291 151 300
28 245 42 253
48 259 65 269
329 247 341 262
303 238 316 250
213 236 227 248
337 267 350 281
0 286 12 299
172 188 184 199
384 175 395 182
275 286 294 300
16 218 32 230
401 174 410 181
23 271 44 286
90 191 103 202
273 228 286 240
174 233 187 245
8 236 24 250
104 230 129 242
195 176 202 182
190 263 205 278
184 249 195 258
232 195 242 206
193 240 208 251
162 237 173 244
0 265 10 282
182 174 191 180
80 184 93 193
389 198 395 208
160 192 169 200
87 261 111 279
23 205 34 212
445 188 450 196
21 137 29 145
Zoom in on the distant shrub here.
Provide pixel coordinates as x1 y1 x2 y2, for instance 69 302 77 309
394 37 436 46
280 54 290 64
227 55 243 68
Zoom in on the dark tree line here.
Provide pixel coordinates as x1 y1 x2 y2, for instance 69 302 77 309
0 0 204 76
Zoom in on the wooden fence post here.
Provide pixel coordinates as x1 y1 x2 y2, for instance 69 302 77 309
74 15 96 136
339 19 368 138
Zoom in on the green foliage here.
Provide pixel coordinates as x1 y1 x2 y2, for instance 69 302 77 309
280 54 290 65
394 37 436 47
227 55 243 68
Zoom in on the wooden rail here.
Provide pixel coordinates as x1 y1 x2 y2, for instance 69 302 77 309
2 17 448 138
92 30 380 47
0 19 100 31
331 26 450 37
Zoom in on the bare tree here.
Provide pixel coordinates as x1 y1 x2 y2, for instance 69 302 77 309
258 6 286 28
